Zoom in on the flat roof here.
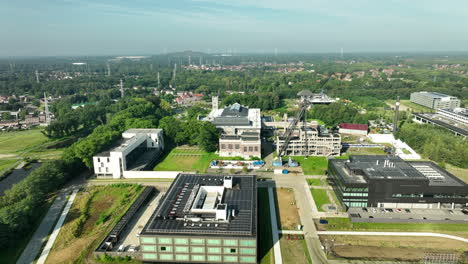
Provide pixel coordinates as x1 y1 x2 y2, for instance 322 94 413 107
330 155 465 187
141 174 257 237
414 91 457 99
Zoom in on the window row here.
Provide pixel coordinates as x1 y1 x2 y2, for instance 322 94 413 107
97 158 110 163
142 245 255 255
141 237 255 247
142 253 256 263
220 144 259 152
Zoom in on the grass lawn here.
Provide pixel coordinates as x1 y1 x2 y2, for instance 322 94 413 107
402 148 411 154
280 236 312 264
0 159 17 172
45 184 143 263
308 118 325 125
321 218 468 238
400 100 434 113
310 188 331 212
293 156 328 175
346 147 386 155
258 188 274 264
0 129 49 155
153 147 216 172
306 178 326 186
445 164 468 183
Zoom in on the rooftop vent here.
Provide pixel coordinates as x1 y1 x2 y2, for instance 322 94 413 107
224 176 233 189
216 203 228 221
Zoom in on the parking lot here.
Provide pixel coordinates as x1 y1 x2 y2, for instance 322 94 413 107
348 207 468 223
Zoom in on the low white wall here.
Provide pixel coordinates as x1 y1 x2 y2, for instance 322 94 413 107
367 134 421 160
122 170 180 179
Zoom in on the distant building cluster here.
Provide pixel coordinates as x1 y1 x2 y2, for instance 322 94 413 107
175 92 204 105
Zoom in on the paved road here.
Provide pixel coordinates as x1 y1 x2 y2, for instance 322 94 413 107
317 231 468 243
267 187 283 264
37 189 78 264
16 190 70 264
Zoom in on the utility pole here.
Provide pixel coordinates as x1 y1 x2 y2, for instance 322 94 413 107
44 93 50 125
172 63 177 84
35 70 40 83
199 57 202 66
393 96 400 133
157 72 161 89
120 79 125 98
188 56 191 65
107 63 111 77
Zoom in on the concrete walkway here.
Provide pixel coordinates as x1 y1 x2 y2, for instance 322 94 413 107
267 187 283 264
37 188 79 264
317 231 468 243
16 190 70 264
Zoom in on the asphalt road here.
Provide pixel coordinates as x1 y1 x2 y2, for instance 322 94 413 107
316 231 468 243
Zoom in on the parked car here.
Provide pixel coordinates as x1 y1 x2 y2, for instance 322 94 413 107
405 209 411 213
362 208 368 212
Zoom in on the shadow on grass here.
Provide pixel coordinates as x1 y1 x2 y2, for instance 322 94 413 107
257 182 279 263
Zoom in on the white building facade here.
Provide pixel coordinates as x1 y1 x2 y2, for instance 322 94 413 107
93 128 164 178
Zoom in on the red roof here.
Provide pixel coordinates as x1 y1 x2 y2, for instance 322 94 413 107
339 123 368 131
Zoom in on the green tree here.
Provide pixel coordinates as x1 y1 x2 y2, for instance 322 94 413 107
197 122 219 152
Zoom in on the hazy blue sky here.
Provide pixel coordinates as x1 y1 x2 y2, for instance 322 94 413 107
1 0 467 56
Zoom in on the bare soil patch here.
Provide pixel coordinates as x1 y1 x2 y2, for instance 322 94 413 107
275 188 301 230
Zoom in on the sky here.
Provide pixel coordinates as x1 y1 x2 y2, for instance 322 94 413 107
1 0 467 56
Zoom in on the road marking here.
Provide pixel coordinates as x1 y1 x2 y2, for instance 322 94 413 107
316 231 468 243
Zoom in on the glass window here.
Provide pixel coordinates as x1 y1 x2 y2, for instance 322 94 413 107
235 144 240 149
207 239 221 245
159 254 173 260
175 246 189 253
240 240 256 247
228 144 233 149
142 253 157 259
244 147 247 152
158 238 172 244
175 238 188 245
224 239 238 246
254 146 258 152
249 146 253 151
191 238 205 245
141 237 156 244
240 248 255 255
224 248 237 254
142 245 156 252
191 247 204 253
224 256 238 262
221 144 225 149
192 255 206 261
175 254 189 261
240 256 257 263
159 246 172 252
207 247 221 254
208 255 222 262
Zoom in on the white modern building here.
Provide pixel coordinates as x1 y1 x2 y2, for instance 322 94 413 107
93 129 164 178
410 92 460 110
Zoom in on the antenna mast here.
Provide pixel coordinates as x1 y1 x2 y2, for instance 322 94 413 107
35 70 40 83
120 79 125 98
172 63 177 83
393 96 400 133
107 63 111 77
44 93 50 125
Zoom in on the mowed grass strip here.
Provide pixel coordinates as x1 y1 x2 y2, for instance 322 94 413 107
310 188 331 212
45 184 143 264
0 159 18 172
280 236 312 264
321 218 468 238
153 147 216 172
0 129 48 154
293 156 328 175
307 178 323 186
258 188 274 264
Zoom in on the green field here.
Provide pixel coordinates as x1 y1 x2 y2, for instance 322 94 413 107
306 178 325 186
310 188 331 212
258 188 273 264
153 147 216 172
0 159 17 172
46 184 143 263
293 156 328 175
346 147 386 155
321 218 468 238
0 129 49 155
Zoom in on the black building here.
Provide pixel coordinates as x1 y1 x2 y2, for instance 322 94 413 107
328 155 467 209
139 174 257 263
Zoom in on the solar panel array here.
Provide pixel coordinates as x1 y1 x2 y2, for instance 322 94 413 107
142 174 257 237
